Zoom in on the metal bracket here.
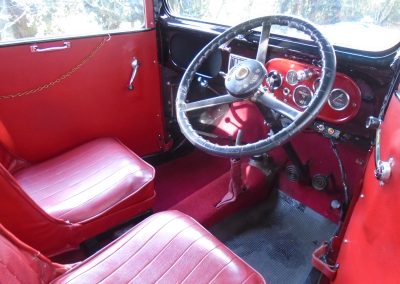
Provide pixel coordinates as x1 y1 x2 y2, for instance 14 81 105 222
157 134 173 152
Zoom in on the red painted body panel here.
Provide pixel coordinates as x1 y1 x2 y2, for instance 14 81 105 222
334 94 400 283
0 30 166 162
266 58 361 123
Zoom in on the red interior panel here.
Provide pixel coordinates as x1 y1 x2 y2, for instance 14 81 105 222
266 58 361 124
334 94 400 282
0 30 166 162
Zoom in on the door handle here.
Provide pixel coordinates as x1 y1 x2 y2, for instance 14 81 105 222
31 42 70 53
128 58 140 90
366 116 394 185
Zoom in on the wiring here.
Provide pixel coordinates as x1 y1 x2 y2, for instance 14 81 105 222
330 139 349 217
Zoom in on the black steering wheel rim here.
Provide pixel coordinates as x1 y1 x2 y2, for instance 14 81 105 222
176 15 336 157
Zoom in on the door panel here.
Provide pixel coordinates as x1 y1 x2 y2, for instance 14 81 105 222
334 92 400 283
0 30 166 161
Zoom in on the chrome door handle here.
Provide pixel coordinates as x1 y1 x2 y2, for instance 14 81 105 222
374 127 394 185
128 58 140 90
366 116 394 185
30 42 70 53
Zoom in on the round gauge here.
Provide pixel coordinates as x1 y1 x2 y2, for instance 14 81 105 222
313 78 321 91
328 89 350 111
293 85 312 108
286 70 299 85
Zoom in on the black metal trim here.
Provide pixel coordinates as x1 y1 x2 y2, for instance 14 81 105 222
379 48 400 120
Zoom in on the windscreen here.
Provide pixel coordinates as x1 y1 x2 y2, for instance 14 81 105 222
167 0 400 51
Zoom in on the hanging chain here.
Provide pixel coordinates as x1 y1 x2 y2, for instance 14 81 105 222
0 35 110 100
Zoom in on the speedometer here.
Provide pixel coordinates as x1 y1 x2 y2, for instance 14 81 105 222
328 89 350 111
293 85 312 108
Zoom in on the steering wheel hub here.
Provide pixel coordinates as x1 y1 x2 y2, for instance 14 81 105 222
225 59 267 98
235 66 250 80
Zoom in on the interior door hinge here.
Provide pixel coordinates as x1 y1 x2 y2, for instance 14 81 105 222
157 134 173 152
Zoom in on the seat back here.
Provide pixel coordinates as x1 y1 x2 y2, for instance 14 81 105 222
0 137 156 255
0 134 80 255
0 163 76 254
0 224 66 283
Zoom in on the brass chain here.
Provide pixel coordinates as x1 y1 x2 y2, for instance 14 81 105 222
0 36 109 100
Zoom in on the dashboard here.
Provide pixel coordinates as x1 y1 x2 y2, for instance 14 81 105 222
264 58 361 124
230 55 362 124
162 21 394 143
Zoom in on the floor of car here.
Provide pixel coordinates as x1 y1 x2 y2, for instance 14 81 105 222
210 189 337 284
154 148 230 212
154 147 287 227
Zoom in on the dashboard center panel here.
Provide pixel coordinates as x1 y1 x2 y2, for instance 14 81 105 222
263 58 362 124
226 55 361 124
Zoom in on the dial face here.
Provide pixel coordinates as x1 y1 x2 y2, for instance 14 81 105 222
328 89 350 111
293 85 312 108
286 70 299 85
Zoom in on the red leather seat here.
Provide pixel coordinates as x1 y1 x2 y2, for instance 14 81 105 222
0 211 265 284
0 138 155 256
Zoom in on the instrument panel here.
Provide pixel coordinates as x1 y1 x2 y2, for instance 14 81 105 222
265 58 361 124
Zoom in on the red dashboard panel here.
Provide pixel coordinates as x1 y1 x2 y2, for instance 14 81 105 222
265 58 361 124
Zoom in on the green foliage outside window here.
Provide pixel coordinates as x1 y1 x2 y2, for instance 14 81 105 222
0 0 145 42
167 0 400 50
168 0 400 26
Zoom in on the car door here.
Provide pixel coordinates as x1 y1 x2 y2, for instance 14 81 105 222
333 86 400 283
0 0 167 162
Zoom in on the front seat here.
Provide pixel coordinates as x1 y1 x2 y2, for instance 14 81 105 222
0 211 265 283
0 138 155 256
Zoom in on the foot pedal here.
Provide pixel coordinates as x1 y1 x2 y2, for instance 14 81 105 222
286 164 300 182
311 174 329 191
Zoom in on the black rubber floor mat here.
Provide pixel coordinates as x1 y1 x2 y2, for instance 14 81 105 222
210 190 337 284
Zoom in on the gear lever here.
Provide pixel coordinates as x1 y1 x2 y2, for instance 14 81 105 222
216 130 246 208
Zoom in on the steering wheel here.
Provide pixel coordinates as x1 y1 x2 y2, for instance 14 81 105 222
176 15 336 157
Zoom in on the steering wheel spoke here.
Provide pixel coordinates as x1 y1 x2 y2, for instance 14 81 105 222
256 22 271 64
255 89 301 121
182 94 241 112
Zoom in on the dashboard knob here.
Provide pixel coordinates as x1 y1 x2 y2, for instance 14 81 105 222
297 69 313 82
267 70 282 90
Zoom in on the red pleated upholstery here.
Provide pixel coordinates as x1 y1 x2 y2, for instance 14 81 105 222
14 138 155 223
0 138 156 255
0 211 265 284
53 211 265 284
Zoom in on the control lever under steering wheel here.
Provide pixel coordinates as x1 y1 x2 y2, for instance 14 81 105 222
176 15 336 157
